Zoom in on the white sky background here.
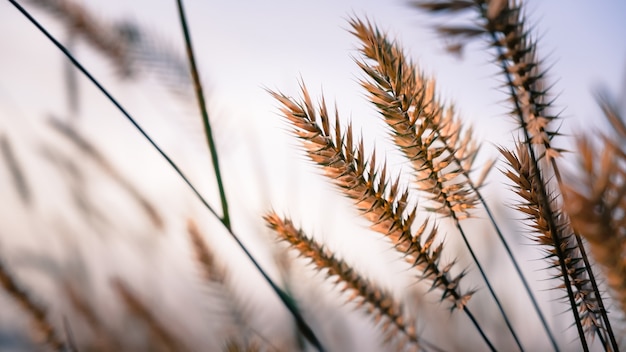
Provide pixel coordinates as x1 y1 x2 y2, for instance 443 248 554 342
0 0 625 351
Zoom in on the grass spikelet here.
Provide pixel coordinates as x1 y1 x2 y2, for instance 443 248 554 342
0 134 31 205
24 0 132 76
562 136 626 318
269 86 468 309
478 0 613 344
350 18 478 220
223 339 261 352
48 116 164 230
270 86 498 350
187 218 227 283
64 282 119 351
112 278 187 352
484 1 561 157
350 18 525 349
415 1 561 156
0 259 66 350
187 219 273 351
500 143 600 348
264 212 420 350
26 0 193 96
414 1 614 348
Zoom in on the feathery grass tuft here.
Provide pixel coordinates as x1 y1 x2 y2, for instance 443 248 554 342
186 218 271 351
24 0 132 76
264 212 421 350
0 259 66 350
64 282 119 351
350 17 523 349
269 86 469 308
0 134 31 205
500 143 601 348
270 85 497 350
351 18 478 220
187 219 227 284
414 1 615 349
562 133 626 326
112 278 187 352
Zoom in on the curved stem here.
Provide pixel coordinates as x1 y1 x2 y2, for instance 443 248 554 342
176 0 231 228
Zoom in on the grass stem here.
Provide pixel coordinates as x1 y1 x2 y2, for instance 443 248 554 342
6 1 323 350
176 0 231 229
452 216 523 350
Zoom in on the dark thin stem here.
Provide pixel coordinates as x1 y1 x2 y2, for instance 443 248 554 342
489 32 588 352
597 328 608 352
484 2 614 342
468 4 576 349
6 2 323 350
475 190 558 349
552 166 618 351
0 259 67 351
452 215 523 351
176 0 230 229
431 132 522 349
461 161 556 349
463 306 496 352
573 234 617 351
412 121 517 348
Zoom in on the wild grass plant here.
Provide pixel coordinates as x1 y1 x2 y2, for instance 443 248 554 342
0 0 625 351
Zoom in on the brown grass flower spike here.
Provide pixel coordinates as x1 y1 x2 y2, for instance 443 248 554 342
264 212 420 350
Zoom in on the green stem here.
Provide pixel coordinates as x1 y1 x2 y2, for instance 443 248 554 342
176 0 230 229
7 2 323 349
